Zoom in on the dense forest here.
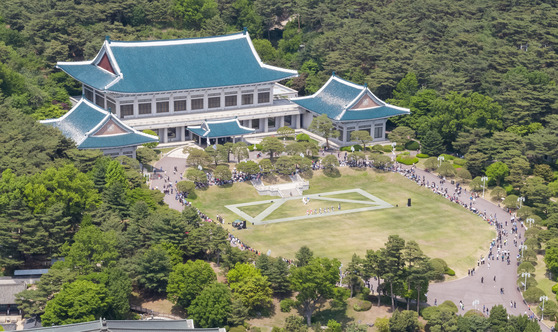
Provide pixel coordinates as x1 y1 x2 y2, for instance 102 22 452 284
1 0 558 330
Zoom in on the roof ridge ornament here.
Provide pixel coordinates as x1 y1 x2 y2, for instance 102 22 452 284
105 35 111 44
332 71 335 77
243 27 247 35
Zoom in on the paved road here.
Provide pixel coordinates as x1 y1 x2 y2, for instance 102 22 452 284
401 166 550 331
149 146 550 331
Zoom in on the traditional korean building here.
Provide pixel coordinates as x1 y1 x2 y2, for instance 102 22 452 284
56 30 300 145
293 74 410 145
40 99 158 158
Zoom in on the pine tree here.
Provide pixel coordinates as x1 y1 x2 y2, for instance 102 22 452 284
420 131 445 156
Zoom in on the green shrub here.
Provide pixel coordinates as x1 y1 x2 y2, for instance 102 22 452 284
440 153 455 161
439 300 458 313
395 144 405 151
552 283 558 294
464 309 484 317
416 153 429 158
453 157 466 166
401 151 410 155
250 328 262 332
421 306 440 320
353 299 372 311
280 298 296 312
372 144 384 151
248 144 262 151
445 268 456 276
405 140 420 150
430 258 448 280
375 317 390 332
523 287 546 303
518 261 535 274
296 133 310 141
382 145 394 152
340 145 363 152
396 155 419 165
229 327 247 332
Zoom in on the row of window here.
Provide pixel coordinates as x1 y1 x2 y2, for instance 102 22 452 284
117 92 270 118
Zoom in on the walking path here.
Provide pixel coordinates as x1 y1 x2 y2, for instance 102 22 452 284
149 145 550 331
400 165 551 331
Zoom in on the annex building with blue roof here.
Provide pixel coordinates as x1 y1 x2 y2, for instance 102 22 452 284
292 74 410 145
56 30 301 146
40 99 158 158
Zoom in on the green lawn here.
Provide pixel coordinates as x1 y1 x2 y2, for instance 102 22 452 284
190 168 494 277
263 198 372 221
237 202 275 218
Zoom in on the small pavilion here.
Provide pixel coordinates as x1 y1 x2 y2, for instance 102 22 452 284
188 118 255 145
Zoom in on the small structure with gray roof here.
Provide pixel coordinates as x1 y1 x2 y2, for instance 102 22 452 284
20 319 225 332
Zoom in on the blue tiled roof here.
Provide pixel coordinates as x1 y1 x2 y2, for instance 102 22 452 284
57 63 118 91
42 101 107 144
292 75 410 121
79 132 157 149
41 100 158 150
293 77 362 120
189 119 255 138
57 32 297 93
342 106 410 120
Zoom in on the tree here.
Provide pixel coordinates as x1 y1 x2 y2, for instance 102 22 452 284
136 147 158 172
41 280 109 326
379 235 406 312
172 0 218 30
389 310 420 332
61 225 118 275
141 130 159 148
205 144 228 165
388 126 416 145
533 164 554 183
260 136 285 161
188 283 232 328
256 255 291 295
351 130 373 151
308 114 339 149
167 260 217 308
214 165 232 182
185 148 211 167
485 162 509 186
544 247 558 276
275 156 296 175
424 157 439 171
295 245 314 267
136 246 173 294
236 160 259 175
420 131 444 156
259 159 274 173
321 154 339 175
489 305 508 331
186 168 208 185
227 263 273 312
232 142 249 162
177 180 196 195
456 168 472 182
289 257 341 326
437 162 456 177
277 126 295 138
491 186 507 200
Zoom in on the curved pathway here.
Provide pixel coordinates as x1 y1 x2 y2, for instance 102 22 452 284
401 166 550 331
